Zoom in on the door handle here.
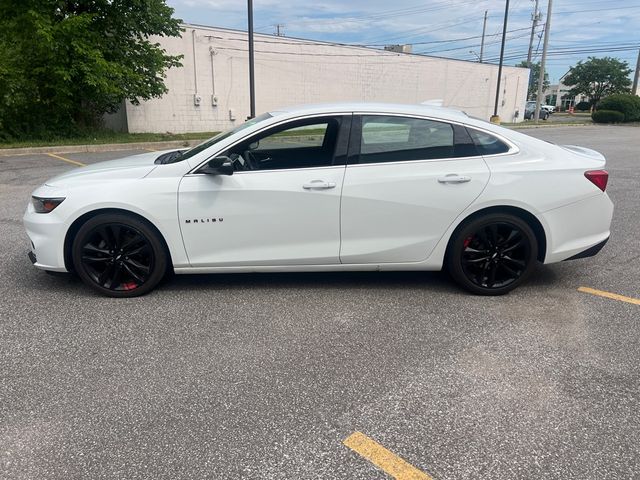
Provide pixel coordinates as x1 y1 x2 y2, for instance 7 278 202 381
303 180 336 190
438 174 471 184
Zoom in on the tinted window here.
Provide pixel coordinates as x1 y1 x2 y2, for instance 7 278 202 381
255 123 328 151
468 129 510 155
179 112 272 162
228 117 342 170
452 124 479 157
359 116 455 163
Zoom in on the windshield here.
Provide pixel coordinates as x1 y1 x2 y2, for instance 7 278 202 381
169 113 273 163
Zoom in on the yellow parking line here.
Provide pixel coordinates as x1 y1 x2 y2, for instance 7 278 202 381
47 153 86 167
578 287 640 306
144 147 157 152
343 432 433 480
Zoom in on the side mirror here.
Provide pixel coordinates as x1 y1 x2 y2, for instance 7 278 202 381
201 156 234 176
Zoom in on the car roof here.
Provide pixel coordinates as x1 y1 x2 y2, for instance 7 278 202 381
264 101 537 148
270 102 531 140
271 102 471 122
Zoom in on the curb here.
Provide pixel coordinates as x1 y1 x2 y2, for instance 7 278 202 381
0 139 205 156
507 123 592 129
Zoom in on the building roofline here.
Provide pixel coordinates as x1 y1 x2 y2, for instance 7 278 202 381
181 22 529 71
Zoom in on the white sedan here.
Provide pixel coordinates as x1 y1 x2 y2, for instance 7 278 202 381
24 103 613 297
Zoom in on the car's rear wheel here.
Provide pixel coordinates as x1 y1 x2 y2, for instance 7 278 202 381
447 213 538 295
72 213 167 297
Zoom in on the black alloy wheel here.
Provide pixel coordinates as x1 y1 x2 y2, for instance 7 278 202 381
72 213 168 297
447 213 538 295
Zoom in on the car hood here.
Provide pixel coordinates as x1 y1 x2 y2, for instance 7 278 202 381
44 150 172 188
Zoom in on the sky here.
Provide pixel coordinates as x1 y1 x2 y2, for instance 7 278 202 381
166 0 640 84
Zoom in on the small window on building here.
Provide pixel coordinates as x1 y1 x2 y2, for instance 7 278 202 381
467 129 511 156
359 116 455 163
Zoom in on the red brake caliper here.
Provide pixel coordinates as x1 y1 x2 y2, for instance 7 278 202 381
121 282 138 291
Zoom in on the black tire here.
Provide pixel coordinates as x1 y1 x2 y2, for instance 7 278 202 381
71 213 168 297
446 213 538 295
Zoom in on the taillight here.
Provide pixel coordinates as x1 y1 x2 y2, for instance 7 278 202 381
584 170 608 192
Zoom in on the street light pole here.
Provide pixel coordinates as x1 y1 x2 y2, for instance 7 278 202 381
247 0 256 119
491 0 510 122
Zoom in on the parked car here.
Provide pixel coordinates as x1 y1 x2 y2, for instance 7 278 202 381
24 103 613 297
524 101 549 120
541 104 556 114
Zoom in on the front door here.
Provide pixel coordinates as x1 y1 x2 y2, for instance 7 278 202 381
178 115 351 267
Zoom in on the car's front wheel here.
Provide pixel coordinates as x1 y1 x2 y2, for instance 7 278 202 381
72 213 168 297
447 213 538 295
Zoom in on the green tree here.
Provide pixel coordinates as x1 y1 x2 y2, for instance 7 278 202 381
563 57 632 108
0 0 183 139
516 61 549 100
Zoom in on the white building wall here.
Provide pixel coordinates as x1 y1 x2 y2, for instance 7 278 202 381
124 25 529 133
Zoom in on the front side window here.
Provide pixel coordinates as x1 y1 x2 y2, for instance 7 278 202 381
467 129 511 156
226 117 343 171
174 113 273 163
358 116 455 163
255 123 329 151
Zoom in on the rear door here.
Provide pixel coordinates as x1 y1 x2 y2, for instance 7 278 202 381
339 114 491 264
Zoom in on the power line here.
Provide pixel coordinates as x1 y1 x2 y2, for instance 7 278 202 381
417 27 539 55
508 4 640 16
363 13 483 44
480 44 640 63
211 25 536 50
280 0 489 28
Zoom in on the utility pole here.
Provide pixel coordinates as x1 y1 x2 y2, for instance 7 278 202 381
247 0 256 119
479 10 488 63
526 0 540 66
526 0 540 100
491 0 510 123
275 24 285 36
632 48 640 96
534 0 552 122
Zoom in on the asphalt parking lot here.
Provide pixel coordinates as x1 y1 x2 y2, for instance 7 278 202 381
1 125 639 479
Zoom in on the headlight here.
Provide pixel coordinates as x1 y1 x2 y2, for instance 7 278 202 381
32 196 65 213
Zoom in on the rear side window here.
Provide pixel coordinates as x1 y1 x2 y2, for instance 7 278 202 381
359 116 455 163
467 129 511 155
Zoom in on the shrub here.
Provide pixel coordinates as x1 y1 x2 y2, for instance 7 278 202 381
597 94 640 121
592 110 625 124
575 101 591 111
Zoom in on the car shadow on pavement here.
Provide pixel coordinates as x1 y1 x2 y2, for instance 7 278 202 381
162 270 458 294
12 253 568 299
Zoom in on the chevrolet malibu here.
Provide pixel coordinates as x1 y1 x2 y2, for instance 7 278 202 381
24 103 613 297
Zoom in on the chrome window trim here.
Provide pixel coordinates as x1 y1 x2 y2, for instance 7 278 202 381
184 164 346 177
345 156 485 169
